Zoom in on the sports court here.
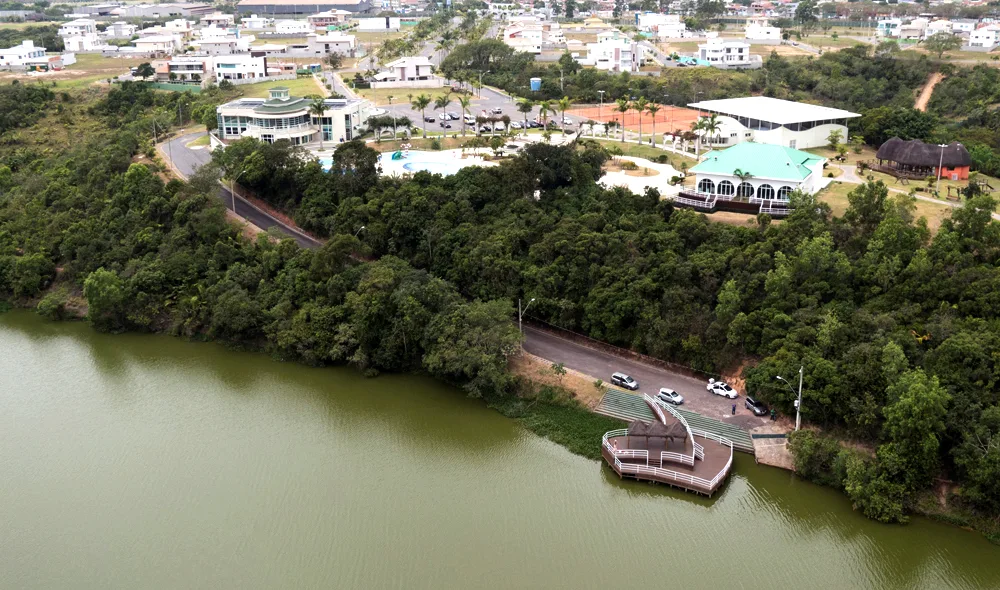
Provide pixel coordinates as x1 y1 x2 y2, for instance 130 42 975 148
567 104 702 134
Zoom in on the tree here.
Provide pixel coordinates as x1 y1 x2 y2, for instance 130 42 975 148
614 98 630 143
827 128 843 150
538 99 553 132
411 93 432 138
309 98 327 149
882 369 951 490
557 96 572 135
458 95 472 136
551 362 567 383
646 102 661 144
564 0 576 18
326 52 343 69
84 267 126 331
795 0 818 34
517 98 534 137
699 113 721 147
632 96 649 144
851 134 865 154
924 32 961 60
434 94 452 126
135 62 155 80
732 168 754 187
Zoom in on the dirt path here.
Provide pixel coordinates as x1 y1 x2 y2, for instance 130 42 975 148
915 72 944 112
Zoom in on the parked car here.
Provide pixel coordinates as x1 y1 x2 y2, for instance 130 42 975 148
562 117 573 125
440 122 452 128
656 388 684 405
464 115 476 125
491 107 503 115
611 372 639 390
446 111 460 120
707 378 738 399
510 121 522 129
424 116 435 123
527 121 543 129
745 396 768 416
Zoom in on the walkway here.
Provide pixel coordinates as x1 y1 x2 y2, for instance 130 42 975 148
595 388 755 454
600 155 682 196
915 72 944 112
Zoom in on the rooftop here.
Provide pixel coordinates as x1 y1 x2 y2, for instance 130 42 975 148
688 96 861 125
691 142 824 182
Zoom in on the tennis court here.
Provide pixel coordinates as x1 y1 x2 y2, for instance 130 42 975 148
567 104 702 134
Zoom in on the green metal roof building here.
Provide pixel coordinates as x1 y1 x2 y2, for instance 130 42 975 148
689 142 827 200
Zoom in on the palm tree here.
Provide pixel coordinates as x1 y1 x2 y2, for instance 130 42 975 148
701 113 721 146
615 98 630 143
646 102 661 145
411 93 432 138
538 99 553 131
691 118 705 155
458 95 472 137
309 98 327 149
632 97 648 144
517 98 533 137
434 94 452 125
557 96 572 136
733 168 754 199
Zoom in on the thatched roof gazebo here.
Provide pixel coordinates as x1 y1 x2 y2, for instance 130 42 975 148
874 138 971 180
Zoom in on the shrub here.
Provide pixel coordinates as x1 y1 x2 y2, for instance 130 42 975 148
788 430 847 488
620 160 638 170
430 138 442 150
36 288 69 320
655 154 670 164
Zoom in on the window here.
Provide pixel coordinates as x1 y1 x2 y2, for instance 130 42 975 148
777 186 794 200
718 180 735 196
736 182 754 198
757 184 775 200
697 178 715 194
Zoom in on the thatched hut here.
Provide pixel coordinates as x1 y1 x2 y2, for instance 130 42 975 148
875 138 971 180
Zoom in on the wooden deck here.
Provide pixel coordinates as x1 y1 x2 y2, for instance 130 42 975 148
602 434 733 497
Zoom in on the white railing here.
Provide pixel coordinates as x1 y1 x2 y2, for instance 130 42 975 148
690 428 735 488
672 194 717 209
645 394 698 465
693 442 705 461
660 451 694 466
644 394 667 424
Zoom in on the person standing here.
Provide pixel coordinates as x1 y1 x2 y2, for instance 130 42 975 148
731 404 736 415
771 408 777 421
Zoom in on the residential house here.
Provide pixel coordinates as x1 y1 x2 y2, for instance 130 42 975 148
215 86 374 146
198 35 254 55
274 19 313 34
154 55 213 81
307 9 351 28
897 18 928 41
301 31 355 55
241 14 273 29
356 16 400 31
581 29 642 73
925 19 953 38
133 34 183 54
213 54 267 81
952 19 978 36
875 17 901 38
0 40 46 67
744 16 780 43
968 25 1000 49
103 22 137 39
376 55 434 81
201 12 235 27
636 12 685 38
698 34 756 68
59 18 101 51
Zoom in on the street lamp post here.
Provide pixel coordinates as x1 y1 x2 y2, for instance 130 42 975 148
229 167 248 215
354 225 366 237
597 90 605 135
936 143 947 196
776 366 804 431
478 70 489 98
518 297 535 342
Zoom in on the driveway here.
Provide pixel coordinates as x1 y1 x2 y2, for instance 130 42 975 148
523 326 768 429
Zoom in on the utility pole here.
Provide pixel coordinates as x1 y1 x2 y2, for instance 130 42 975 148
597 90 605 135
776 366 805 431
518 297 535 346
936 143 947 196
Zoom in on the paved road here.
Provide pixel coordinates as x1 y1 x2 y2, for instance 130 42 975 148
161 132 322 249
523 326 768 429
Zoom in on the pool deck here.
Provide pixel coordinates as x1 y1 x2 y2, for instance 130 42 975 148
377 149 497 176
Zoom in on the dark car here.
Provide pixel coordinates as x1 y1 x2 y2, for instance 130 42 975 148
745 396 768 416
440 121 452 128
610 372 639 391
424 116 435 122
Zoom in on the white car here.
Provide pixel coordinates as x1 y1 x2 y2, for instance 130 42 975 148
656 388 683 405
707 378 738 399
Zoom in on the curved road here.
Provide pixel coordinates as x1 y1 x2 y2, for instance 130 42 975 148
160 132 321 249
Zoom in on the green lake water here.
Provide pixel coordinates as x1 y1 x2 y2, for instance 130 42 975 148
0 312 997 589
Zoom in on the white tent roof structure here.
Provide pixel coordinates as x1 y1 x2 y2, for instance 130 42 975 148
687 96 861 125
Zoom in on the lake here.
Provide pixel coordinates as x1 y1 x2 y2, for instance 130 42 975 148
0 312 996 589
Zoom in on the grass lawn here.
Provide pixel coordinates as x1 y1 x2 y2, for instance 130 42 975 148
817 180 956 233
657 41 700 54
252 37 309 46
0 21 59 29
46 54 147 89
902 45 1000 62
186 134 210 147
354 31 407 42
235 75 325 98
803 34 869 49
590 139 693 168
353 86 470 106
805 144 874 167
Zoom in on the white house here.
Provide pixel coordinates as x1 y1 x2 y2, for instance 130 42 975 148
968 25 1000 49
876 18 901 38
0 40 46 67
377 55 434 81
897 18 928 41
198 35 254 55
307 10 351 29
581 30 642 73
698 34 756 68
240 14 273 29
58 18 97 37
201 12 235 27
215 86 374 146
274 19 313 34
103 22 137 39
155 55 213 82
302 32 355 55
925 19 953 38
689 142 827 200
133 34 182 54
213 54 267 81
687 96 861 150
356 16 401 32
504 23 543 53
952 19 978 36
165 19 194 35
745 16 781 43
199 25 234 39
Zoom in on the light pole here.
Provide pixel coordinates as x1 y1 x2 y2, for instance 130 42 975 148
354 225 366 237
936 143 947 196
478 70 489 98
776 366 804 431
518 297 535 340
597 90 608 132
228 166 248 215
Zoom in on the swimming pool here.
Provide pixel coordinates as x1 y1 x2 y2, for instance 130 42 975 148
401 160 469 175
318 150 492 175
